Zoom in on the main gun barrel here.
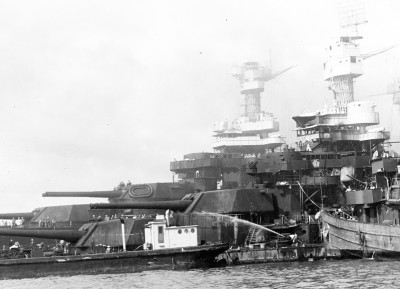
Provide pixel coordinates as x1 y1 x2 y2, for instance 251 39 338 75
0 229 85 243
42 190 123 198
90 200 192 211
0 212 35 220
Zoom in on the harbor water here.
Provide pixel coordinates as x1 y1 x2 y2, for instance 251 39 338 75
2 260 400 288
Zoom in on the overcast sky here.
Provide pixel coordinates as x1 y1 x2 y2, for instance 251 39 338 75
1 0 400 212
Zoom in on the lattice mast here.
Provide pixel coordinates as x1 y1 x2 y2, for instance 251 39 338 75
323 0 367 113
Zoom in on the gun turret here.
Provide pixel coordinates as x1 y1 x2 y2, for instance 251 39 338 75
42 190 123 198
0 229 85 243
90 200 193 211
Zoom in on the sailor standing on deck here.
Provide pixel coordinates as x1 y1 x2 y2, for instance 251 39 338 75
289 233 298 245
55 240 65 255
165 209 174 227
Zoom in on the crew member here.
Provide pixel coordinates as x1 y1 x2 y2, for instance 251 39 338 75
10 241 20 250
289 233 298 245
165 209 174 227
55 240 65 255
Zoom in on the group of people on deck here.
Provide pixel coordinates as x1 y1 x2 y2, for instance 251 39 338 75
91 213 154 223
0 217 26 228
53 240 70 255
38 216 56 228
91 214 119 222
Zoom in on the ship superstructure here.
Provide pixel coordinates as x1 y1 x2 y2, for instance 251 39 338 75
304 1 400 259
293 1 390 154
171 61 292 192
213 62 288 155
324 0 367 112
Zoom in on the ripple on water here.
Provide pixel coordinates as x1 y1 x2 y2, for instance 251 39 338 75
2 260 400 289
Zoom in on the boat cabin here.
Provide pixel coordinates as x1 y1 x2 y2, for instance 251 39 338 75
144 217 198 250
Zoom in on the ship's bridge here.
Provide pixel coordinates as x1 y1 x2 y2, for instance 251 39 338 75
293 101 389 151
294 124 334 143
213 113 279 134
212 134 285 154
294 101 380 127
295 125 390 146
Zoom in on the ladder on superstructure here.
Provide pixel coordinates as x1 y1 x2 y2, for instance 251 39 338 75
245 227 261 245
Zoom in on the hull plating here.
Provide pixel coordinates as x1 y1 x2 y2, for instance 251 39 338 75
0 243 228 280
322 211 400 255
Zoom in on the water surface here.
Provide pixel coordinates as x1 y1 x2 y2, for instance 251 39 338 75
2 259 399 288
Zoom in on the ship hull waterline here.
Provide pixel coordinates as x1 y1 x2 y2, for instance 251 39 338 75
321 211 400 258
222 244 342 264
0 243 228 280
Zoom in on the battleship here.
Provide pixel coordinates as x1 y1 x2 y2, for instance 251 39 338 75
0 57 334 263
168 1 400 261
1 1 400 268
